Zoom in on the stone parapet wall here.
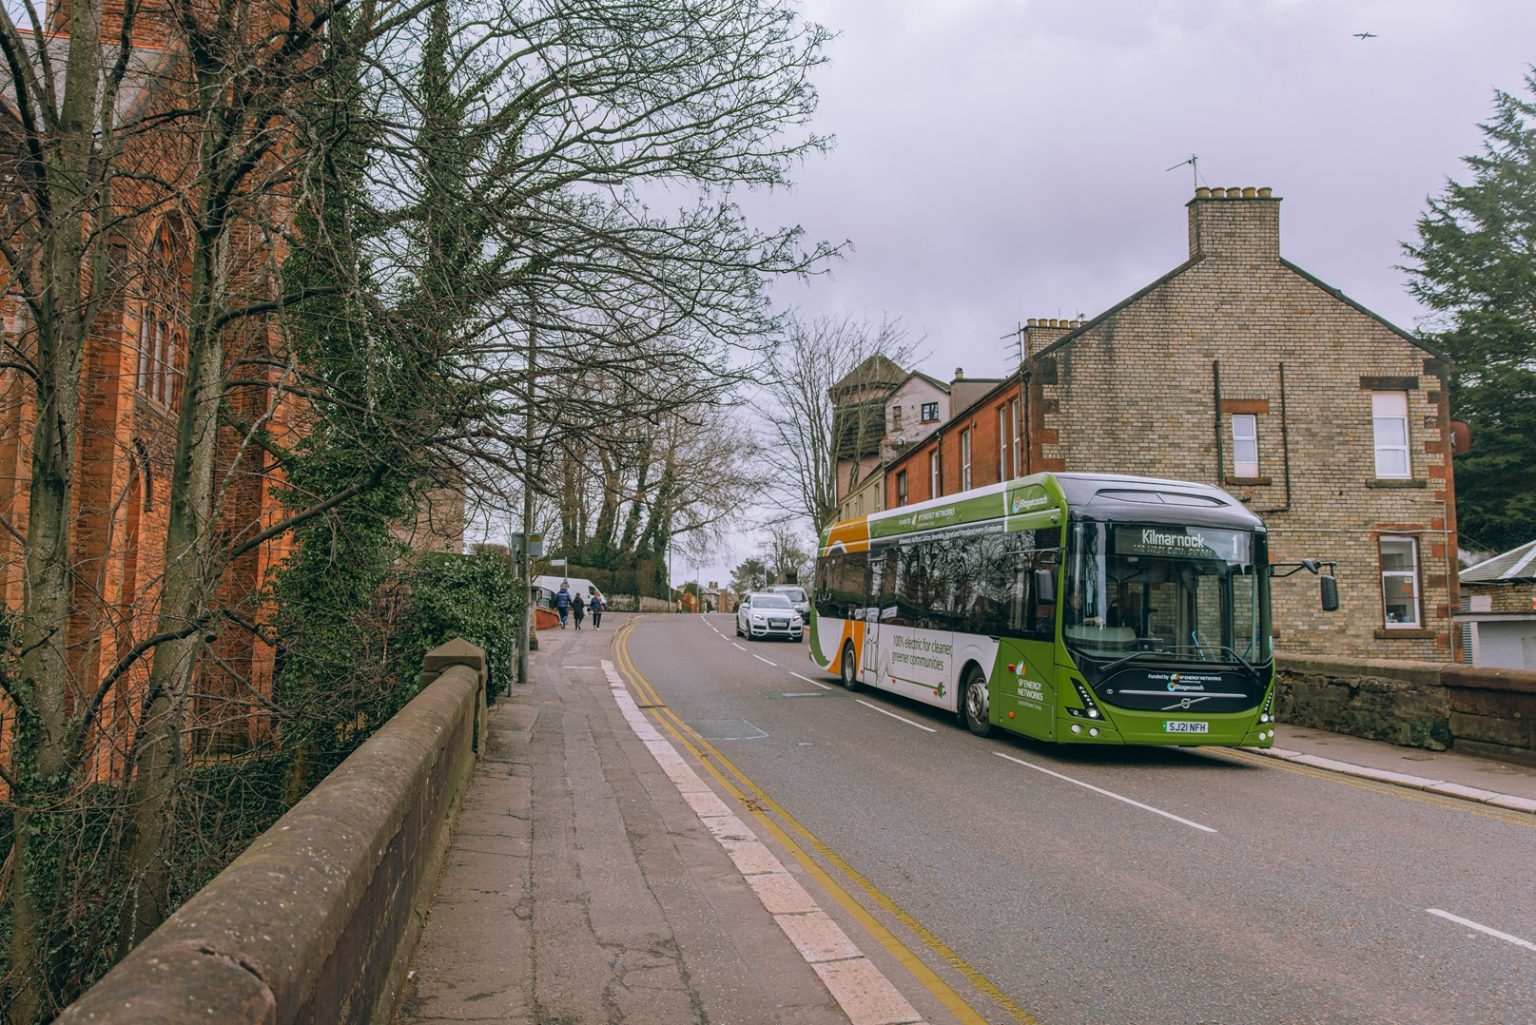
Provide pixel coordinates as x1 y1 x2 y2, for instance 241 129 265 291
58 640 489 1025
1276 652 1536 766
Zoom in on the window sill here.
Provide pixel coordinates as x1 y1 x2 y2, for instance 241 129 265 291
1374 628 1434 640
1224 475 1273 487
1366 478 1426 489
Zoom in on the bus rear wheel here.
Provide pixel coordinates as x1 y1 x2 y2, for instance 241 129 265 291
961 667 992 737
840 644 859 692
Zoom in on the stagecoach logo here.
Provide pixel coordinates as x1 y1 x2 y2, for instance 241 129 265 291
1011 492 1050 514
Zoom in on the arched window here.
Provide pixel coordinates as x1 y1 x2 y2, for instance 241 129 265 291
138 224 186 408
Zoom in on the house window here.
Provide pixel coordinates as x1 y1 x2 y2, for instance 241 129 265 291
921 401 939 422
1379 537 1421 628
929 449 939 497
960 428 972 491
1231 414 1259 477
896 470 908 507
1372 392 1410 479
891 404 903 432
1009 398 1020 477
997 406 1010 481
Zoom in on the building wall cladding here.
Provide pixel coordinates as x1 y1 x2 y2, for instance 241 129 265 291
886 188 1458 661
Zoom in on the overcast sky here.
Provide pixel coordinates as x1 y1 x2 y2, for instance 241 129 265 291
748 0 1536 375
686 0 1536 589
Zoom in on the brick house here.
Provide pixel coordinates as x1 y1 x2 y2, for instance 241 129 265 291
0 12 301 769
886 187 1459 660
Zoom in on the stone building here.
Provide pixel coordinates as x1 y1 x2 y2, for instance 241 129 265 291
829 354 906 522
886 187 1459 660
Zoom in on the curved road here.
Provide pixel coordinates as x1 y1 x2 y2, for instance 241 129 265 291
619 613 1536 1025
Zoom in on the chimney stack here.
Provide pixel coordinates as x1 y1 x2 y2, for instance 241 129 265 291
1021 318 1082 358
1187 186 1280 262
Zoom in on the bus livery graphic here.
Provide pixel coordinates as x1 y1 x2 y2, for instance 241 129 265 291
810 472 1336 748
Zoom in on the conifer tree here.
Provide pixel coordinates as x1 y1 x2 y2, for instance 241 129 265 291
1404 70 1536 552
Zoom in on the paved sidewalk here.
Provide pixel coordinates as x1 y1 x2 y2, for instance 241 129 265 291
392 615 947 1025
1254 722 1536 813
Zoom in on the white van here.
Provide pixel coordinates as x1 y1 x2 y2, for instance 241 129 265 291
768 584 810 618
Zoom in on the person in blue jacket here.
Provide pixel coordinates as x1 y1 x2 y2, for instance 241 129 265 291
553 582 571 628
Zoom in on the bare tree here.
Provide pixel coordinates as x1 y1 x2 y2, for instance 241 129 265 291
0 0 837 1015
758 313 918 531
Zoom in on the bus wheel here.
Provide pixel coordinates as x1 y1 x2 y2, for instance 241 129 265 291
840 644 859 692
962 667 992 737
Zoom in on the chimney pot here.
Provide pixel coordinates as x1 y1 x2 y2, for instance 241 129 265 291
1242 186 1257 198
1227 186 1242 197
1195 186 1211 199
1211 187 1226 198
954 367 964 380
1026 317 1038 327
1258 186 1273 198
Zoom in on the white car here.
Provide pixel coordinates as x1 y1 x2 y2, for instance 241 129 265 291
769 584 811 619
736 592 804 642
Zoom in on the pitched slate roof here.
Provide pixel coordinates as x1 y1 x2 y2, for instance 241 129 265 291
1461 541 1536 583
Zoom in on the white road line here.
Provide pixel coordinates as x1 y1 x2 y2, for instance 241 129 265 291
753 654 778 666
732 642 747 651
993 751 1217 833
600 659 924 1025
855 699 938 733
790 672 833 691
1427 909 1536 953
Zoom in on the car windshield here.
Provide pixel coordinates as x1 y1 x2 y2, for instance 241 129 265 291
775 588 807 602
752 594 792 609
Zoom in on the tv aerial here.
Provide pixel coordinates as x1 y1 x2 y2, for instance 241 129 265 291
1165 153 1205 189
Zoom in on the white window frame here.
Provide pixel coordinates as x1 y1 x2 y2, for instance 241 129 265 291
1231 413 1259 477
997 407 1008 481
1372 392 1411 479
1379 536 1421 629
960 428 972 491
929 449 939 498
1009 398 1021 477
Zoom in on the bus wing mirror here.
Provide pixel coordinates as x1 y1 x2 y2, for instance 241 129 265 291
1034 569 1056 605
1320 574 1339 612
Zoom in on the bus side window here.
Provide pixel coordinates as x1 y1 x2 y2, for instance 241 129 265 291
814 554 838 618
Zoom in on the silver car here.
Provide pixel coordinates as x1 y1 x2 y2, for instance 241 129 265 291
769 584 811 619
736 592 803 641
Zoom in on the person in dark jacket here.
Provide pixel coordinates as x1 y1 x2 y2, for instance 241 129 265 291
589 592 605 629
554 582 571 628
571 591 586 630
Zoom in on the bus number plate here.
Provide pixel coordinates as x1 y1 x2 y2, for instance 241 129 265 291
1163 721 1209 734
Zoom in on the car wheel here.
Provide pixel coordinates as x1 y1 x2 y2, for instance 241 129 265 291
961 666 992 737
839 643 859 692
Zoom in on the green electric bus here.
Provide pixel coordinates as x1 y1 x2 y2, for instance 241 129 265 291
809 472 1336 747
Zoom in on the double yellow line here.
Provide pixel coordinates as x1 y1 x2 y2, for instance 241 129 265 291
613 620 1041 1025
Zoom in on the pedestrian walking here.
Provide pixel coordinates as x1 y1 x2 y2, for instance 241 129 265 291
553 581 571 629
572 592 586 630
589 592 605 629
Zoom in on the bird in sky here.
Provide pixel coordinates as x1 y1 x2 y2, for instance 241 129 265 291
1353 31 1377 39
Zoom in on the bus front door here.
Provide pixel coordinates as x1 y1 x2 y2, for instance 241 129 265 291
861 554 884 686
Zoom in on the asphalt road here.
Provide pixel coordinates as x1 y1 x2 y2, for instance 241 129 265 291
622 613 1536 1025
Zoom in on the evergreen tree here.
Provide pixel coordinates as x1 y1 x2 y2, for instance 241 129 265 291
1404 69 1536 552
